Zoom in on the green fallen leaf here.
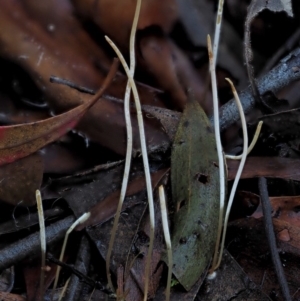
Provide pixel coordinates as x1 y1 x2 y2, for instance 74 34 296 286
170 97 220 290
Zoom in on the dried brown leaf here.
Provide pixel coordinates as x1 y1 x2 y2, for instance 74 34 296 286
227 157 300 182
71 0 178 48
0 0 169 156
0 153 43 206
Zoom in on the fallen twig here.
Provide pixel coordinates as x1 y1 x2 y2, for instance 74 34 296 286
258 177 292 301
0 216 75 272
47 255 114 296
215 47 300 130
52 212 90 293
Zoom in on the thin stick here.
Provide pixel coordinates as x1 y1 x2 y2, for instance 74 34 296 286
212 0 225 64
52 212 90 294
158 185 172 301
214 78 248 270
36 190 46 301
105 0 141 291
50 76 95 95
207 34 226 272
225 121 263 160
258 177 292 301
105 36 155 301
48 255 114 296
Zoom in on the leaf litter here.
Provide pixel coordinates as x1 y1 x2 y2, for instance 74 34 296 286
1 0 300 300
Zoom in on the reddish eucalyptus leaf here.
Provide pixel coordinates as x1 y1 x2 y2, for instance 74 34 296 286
0 60 118 166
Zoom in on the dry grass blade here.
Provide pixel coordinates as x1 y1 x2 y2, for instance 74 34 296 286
105 0 142 292
105 35 155 301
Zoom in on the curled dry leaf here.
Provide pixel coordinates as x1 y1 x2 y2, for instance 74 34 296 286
171 97 219 290
244 0 293 113
247 0 293 21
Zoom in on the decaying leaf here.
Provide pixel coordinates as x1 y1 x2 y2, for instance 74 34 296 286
142 105 181 140
0 153 43 206
227 157 300 182
245 0 293 113
0 0 170 156
138 35 206 111
171 97 219 290
248 195 300 256
77 168 170 229
253 195 300 227
198 250 271 301
228 217 300 298
0 59 117 166
71 0 178 48
247 0 293 21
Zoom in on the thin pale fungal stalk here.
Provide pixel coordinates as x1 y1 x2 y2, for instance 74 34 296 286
225 121 263 160
36 190 46 301
158 185 172 301
52 212 91 293
207 34 226 273
212 0 225 64
58 277 70 301
105 35 155 301
214 78 248 270
105 0 141 291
